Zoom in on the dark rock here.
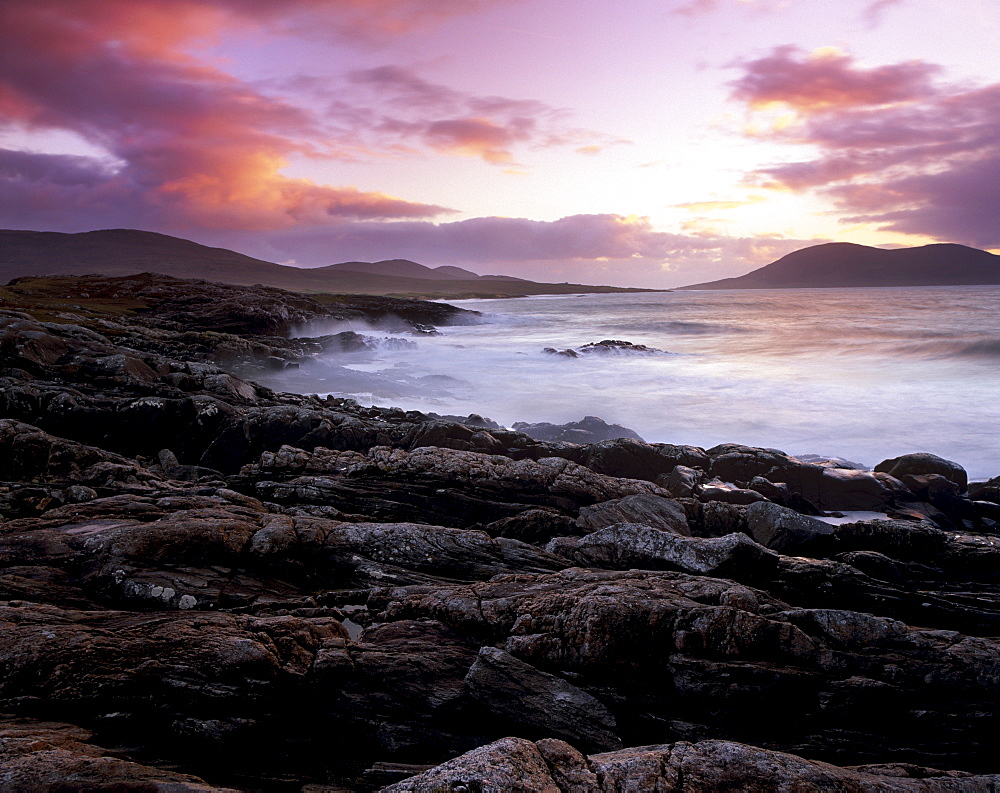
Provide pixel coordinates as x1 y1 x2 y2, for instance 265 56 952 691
548 525 777 577
697 477 771 505
747 475 823 514
657 464 705 498
876 452 968 491
464 646 621 751
745 501 836 554
969 477 1000 504
576 493 690 535
0 716 238 791
578 339 666 354
512 415 644 444
481 508 578 544
583 438 709 482
390 736 1000 792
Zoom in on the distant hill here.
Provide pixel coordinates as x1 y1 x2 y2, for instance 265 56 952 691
0 228 653 298
324 259 483 281
679 242 1000 290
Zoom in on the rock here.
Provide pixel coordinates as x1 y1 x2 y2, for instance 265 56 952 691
697 477 770 505
969 476 1000 504
767 460 911 511
380 737 561 792
383 736 1000 792
548 525 777 577
0 716 237 791
582 438 709 482
578 339 666 354
745 501 836 553
709 444 796 482
512 415 644 444
464 646 621 751
481 508 578 544
876 452 968 491
575 493 690 535
658 464 705 498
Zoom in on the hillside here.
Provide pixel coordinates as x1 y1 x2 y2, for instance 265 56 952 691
0 229 652 298
679 242 1000 290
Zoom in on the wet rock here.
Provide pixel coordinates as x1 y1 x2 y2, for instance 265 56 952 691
745 501 836 553
658 464 705 498
576 493 690 535
578 339 666 354
969 476 1000 504
697 477 770 505
767 460 912 511
747 475 823 514
876 452 969 492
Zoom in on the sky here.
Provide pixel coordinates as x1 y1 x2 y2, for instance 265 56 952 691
1 0 997 288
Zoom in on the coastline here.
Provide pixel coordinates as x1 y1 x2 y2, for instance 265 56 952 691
1 274 998 790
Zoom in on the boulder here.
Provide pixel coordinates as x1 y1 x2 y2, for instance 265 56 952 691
576 494 690 535
745 501 836 554
876 452 968 491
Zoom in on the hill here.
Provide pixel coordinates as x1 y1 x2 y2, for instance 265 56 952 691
678 242 1000 290
0 228 652 298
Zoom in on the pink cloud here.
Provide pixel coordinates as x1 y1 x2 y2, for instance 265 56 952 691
0 1 517 231
733 48 1000 247
342 65 619 163
731 46 939 112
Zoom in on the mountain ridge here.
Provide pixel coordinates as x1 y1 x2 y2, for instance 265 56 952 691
0 228 650 298
678 242 1000 290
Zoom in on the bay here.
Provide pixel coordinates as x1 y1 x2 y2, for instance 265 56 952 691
273 285 1000 480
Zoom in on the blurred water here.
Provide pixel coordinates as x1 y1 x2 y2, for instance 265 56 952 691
271 286 1000 480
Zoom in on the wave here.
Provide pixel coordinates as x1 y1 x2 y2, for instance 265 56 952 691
896 338 1000 360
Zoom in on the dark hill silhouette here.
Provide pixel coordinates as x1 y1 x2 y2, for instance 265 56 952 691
324 259 483 281
0 228 649 298
679 242 1000 290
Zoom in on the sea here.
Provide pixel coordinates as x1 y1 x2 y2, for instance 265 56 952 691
272 286 1000 481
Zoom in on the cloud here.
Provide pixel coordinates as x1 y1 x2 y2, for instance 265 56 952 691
731 46 938 112
732 48 1000 247
0 1 521 231
863 0 905 26
342 64 623 164
205 213 826 288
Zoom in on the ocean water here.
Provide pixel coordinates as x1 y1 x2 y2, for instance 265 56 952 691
271 286 1000 480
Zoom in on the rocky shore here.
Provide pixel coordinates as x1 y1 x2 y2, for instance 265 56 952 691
1 274 998 791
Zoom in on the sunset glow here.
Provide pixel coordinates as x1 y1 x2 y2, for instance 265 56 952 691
1 0 997 286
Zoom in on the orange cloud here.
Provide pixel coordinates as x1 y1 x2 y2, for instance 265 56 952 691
671 196 765 212
0 1 486 230
731 46 938 114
